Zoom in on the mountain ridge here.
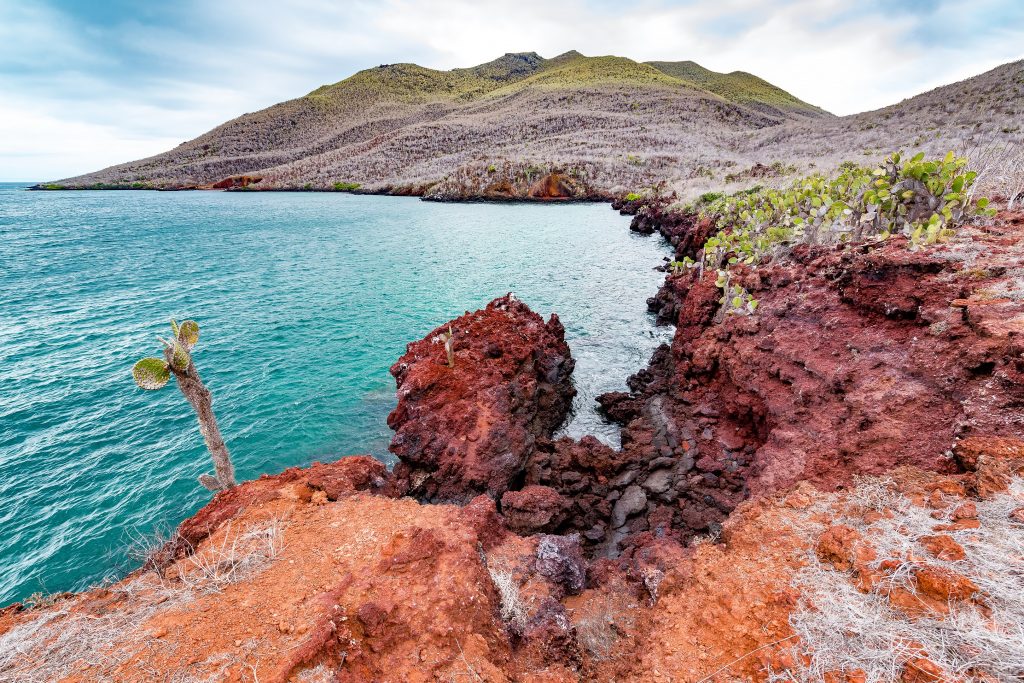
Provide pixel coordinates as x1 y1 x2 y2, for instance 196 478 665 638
45 52 1023 199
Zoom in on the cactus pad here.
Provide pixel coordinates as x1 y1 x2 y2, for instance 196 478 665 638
177 320 200 350
168 343 191 371
133 358 171 390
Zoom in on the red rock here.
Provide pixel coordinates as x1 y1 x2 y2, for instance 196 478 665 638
816 525 861 571
356 602 389 637
501 486 568 534
902 656 952 682
305 457 387 500
919 535 966 561
387 294 575 503
461 494 508 549
582 211 1024 545
914 566 979 603
954 436 1024 472
932 519 981 532
155 456 383 566
951 502 977 520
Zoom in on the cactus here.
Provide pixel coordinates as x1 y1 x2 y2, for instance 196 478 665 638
443 325 455 368
132 319 237 492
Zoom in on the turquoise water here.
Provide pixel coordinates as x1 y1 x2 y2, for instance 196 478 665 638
0 183 671 604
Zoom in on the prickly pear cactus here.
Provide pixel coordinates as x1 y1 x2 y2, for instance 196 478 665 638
177 319 199 350
168 341 191 371
132 318 237 491
132 357 171 390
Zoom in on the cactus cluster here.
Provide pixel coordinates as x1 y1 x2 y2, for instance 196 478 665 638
132 319 237 492
673 151 996 317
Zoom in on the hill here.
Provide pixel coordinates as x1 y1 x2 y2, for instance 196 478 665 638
45 53 1024 200
45 51 829 195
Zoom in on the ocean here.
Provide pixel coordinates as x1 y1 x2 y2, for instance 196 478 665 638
0 183 671 604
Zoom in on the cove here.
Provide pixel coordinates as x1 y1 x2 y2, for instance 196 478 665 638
0 185 671 604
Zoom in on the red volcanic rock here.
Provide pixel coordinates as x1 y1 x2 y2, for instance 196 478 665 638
919 534 966 561
512 212 1024 558
157 455 385 566
210 174 262 189
902 657 953 683
387 294 576 503
501 485 568 534
579 212 1024 545
816 525 863 572
526 173 579 199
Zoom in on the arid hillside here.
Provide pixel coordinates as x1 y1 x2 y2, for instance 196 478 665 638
45 52 1023 199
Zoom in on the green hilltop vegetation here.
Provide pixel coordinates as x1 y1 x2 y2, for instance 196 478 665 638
44 51 1024 200
304 51 779 105
646 60 829 117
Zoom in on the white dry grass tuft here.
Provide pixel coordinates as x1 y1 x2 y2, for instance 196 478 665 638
771 478 1024 682
0 580 191 683
295 663 336 682
176 515 287 593
573 592 637 661
486 565 529 632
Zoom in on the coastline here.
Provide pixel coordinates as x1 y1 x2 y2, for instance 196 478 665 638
3 190 1024 680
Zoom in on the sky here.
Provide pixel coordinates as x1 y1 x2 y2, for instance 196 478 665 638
1 0 1022 181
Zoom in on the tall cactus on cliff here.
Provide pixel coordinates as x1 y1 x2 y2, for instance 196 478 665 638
443 325 455 368
132 319 237 492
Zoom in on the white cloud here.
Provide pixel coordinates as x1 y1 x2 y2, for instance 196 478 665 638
0 101 182 181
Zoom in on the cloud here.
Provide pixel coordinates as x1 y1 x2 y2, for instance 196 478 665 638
0 0 1021 180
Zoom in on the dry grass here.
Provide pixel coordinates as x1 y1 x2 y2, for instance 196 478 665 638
174 515 287 593
0 516 287 682
572 591 637 661
771 478 1024 682
486 564 529 632
53 50 1022 199
294 663 336 682
0 580 190 683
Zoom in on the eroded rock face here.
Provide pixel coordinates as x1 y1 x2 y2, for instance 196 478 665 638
380 212 1023 561
567 209 1024 553
387 294 576 503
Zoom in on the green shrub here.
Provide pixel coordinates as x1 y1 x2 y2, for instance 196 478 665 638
698 151 995 317
332 181 361 191
624 192 643 202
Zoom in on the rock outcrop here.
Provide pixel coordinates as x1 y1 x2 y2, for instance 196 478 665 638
3 213 1023 682
527 209 1024 556
421 161 604 202
387 293 576 503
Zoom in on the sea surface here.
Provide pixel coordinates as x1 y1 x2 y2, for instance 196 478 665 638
0 183 671 604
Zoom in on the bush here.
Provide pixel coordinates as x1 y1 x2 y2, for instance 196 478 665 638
332 181 361 191
693 151 995 317
624 192 643 202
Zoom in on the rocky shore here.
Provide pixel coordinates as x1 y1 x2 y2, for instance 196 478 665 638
2 209 1023 682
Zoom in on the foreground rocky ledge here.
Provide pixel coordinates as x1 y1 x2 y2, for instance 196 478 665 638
2 214 1023 682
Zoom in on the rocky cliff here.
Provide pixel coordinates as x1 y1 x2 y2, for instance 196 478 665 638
2 213 1023 682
